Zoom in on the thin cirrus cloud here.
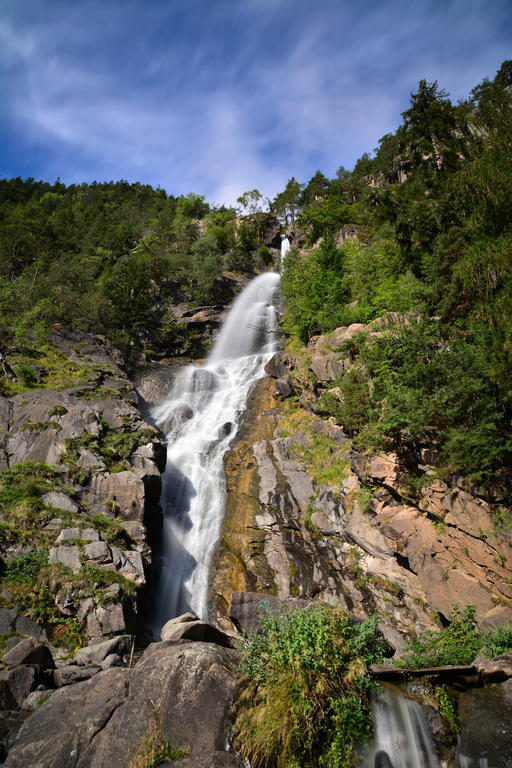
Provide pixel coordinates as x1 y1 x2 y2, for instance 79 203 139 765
0 0 510 205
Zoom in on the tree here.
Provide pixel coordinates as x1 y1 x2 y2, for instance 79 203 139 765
400 80 458 171
236 189 265 215
271 177 304 224
300 170 330 207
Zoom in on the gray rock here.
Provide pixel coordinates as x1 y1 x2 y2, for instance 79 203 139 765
99 654 122 669
4 642 239 768
475 651 512 683
0 606 17 634
55 527 80 543
4 638 55 670
0 666 37 708
54 665 100 687
310 351 344 382
42 492 78 514
77 447 107 470
81 528 100 542
275 374 293 397
84 540 111 562
86 603 126 639
13 612 46 639
118 520 146 541
160 616 232 648
172 755 241 768
264 353 286 379
48 546 81 572
22 689 55 711
74 635 132 665
0 675 18 710
286 221 306 248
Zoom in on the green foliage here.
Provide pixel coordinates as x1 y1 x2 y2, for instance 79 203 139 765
0 178 246 361
14 363 37 387
129 719 189 768
59 423 157 480
2 549 49 586
436 685 459 733
281 238 349 341
277 401 351 487
298 194 353 245
396 605 512 668
234 604 386 768
48 405 68 417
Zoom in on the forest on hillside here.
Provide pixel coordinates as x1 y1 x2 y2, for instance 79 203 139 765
0 60 511 493
280 61 512 492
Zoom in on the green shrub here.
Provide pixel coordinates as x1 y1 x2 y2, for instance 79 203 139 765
2 549 49 585
396 605 512 668
14 363 37 387
234 604 386 768
48 405 68 417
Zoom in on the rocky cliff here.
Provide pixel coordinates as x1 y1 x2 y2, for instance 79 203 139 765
213 318 512 652
0 328 167 650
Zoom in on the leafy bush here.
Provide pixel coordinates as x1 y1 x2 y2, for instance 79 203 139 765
234 604 386 768
2 548 49 586
396 605 512 668
14 363 37 387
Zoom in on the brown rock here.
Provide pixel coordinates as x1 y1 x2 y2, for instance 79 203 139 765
475 651 512 683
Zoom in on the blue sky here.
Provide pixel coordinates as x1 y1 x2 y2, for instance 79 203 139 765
0 0 510 205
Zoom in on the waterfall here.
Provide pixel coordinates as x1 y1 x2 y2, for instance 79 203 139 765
150 271 280 634
280 236 290 270
362 686 440 768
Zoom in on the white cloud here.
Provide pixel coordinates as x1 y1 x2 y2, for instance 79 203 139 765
0 0 510 201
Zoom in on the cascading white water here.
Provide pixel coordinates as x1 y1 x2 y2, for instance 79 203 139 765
280 236 290 271
150 271 280 634
362 686 440 768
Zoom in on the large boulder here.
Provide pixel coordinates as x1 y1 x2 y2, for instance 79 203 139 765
4 642 241 768
3 638 54 670
74 635 132 665
475 652 512 684
160 613 233 647
260 214 282 250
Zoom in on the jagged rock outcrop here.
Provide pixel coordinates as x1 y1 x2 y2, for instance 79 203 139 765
286 221 306 249
0 329 166 646
213 320 512 652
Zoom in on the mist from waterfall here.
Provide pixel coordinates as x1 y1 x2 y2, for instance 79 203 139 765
150 271 280 635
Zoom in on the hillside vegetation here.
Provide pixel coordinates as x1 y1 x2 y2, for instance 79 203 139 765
281 61 512 493
1 61 510 492
0 182 272 367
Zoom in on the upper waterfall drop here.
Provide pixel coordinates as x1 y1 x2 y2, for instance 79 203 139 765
209 271 280 362
280 236 291 271
150 271 280 635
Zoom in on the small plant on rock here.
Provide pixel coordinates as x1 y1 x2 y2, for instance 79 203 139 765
129 718 189 768
396 604 512 667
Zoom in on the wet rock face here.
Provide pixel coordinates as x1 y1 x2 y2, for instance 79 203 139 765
4 641 241 768
456 679 512 767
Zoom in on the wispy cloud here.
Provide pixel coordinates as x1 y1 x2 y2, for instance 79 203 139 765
0 0 510 203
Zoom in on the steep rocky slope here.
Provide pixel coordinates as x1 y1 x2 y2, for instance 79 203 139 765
213 318 512 652
0 328 166 649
